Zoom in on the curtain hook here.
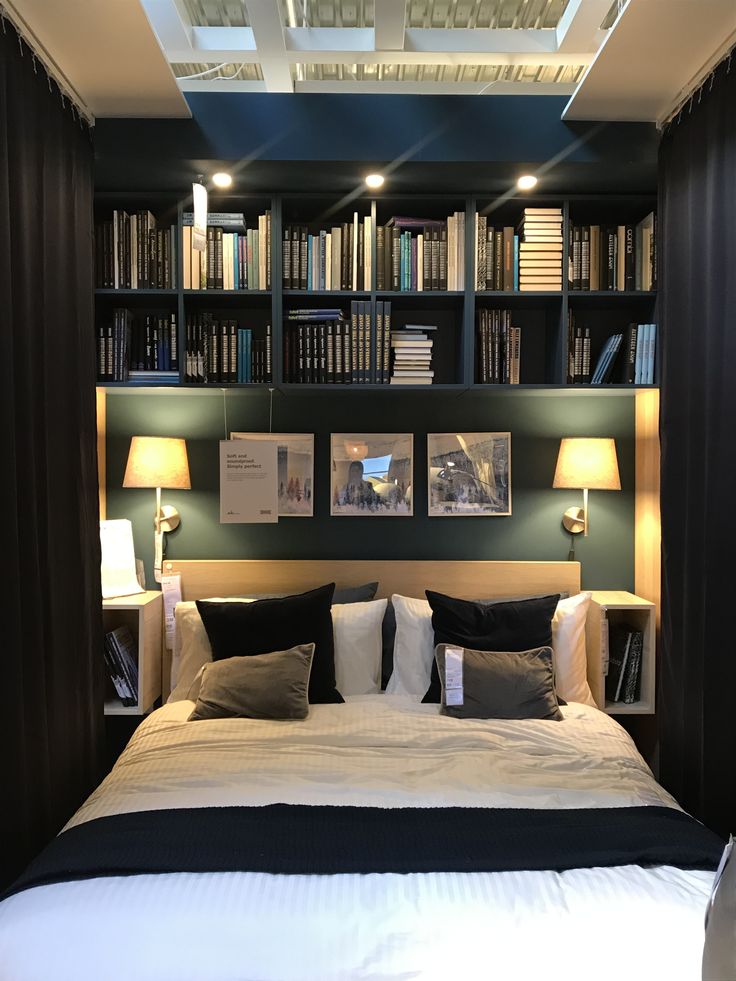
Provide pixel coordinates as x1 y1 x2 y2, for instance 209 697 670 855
31 52 37 74
17 31 23 54
727 51 733 73
697 86 702 104
709 71 715 91
1 12 7 34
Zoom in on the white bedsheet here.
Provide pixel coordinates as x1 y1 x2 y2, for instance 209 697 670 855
0 697 713 981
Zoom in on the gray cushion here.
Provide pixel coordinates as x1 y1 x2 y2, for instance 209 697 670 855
434 643 563 721
188 644 315 722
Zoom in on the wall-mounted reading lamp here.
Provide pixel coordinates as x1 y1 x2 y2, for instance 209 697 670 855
123 436 190 581
553 438 620 543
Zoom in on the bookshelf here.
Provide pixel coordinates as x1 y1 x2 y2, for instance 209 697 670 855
94 192 657 394
102 591 163 716
585 591 656 715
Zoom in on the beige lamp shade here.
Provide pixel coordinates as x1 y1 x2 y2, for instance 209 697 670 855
123 437 191 489
553 438 621 491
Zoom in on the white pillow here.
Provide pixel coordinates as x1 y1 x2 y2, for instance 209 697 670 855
169 597 388 702
385 591 595 706
551 591 595 705
169 597 254 702
332 599 387 696
385 594 434 699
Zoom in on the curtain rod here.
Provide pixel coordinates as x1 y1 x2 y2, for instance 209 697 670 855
659 35 736 131
0 2 94 127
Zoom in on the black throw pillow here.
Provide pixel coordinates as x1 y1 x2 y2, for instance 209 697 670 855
196 583 342 704
422 591 560 703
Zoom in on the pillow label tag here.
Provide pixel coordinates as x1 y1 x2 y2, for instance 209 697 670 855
445 647 464 706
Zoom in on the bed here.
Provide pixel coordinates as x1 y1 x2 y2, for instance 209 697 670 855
0 560 722 981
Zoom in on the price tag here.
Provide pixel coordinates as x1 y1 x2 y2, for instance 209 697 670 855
160 573 182 650
444 646 464 706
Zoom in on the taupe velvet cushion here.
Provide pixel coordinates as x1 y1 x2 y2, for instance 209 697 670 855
188 644 315 721
434 643 563 721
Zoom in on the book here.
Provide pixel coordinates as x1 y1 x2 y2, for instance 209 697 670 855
622 630 644 703
605 626 633 703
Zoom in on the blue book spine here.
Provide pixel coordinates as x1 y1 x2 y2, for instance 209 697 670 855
307 236 313 291
647 324 656 384
246 329 252 383
237 330 243 382
634 325 645 384
513 235 519 291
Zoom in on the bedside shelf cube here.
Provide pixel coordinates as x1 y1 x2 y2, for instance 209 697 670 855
586 591 655 715
102 591 163 716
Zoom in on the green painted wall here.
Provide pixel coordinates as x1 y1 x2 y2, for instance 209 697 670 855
105 391 635 591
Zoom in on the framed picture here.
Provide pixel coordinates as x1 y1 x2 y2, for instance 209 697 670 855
231 433 314 517
331 434 413 516
427 432 511 516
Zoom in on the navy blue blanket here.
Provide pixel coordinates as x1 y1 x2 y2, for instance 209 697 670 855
4 804 723 900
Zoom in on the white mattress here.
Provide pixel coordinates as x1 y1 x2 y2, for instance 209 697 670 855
0 696 714 981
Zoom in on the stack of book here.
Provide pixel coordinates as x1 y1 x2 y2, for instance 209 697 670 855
605 625 644 704
183 211 271 290
591 323 657 384
282 301 393 384
98 309 178 382
96 212 177 290
518 207 563 292
568 212 655 291
184 315 271 384
474 219 519 291
475 309 521 384
104 626 139 707
96 311 179 383
282 214 372 291
568 315 657 385
376 213 465 291
390 325 434 386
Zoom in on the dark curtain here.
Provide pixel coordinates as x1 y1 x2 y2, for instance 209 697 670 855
659 56 736 837
0 21 104 885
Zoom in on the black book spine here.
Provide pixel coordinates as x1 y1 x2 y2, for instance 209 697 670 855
439 226 448 291
207 227 215 289
291 227 301 290
376 226 385 291
493 229 503 291
391 228 401 291
622 323 638 383
581 225 590 291
344 320 352 384
341 222 349 291
606 228 616 290
300 226 308 291
283 226 291 290
572 225 582 290
624 224 635 291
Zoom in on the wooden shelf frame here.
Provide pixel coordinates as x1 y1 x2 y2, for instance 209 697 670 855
102 591 163 716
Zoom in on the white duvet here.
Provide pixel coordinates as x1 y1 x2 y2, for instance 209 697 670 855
0 696 714 981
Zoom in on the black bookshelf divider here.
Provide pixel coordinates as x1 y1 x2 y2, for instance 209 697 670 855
93 191 658 392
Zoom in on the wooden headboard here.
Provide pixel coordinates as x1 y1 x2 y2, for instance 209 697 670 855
161 559 599 705
163 559 581 603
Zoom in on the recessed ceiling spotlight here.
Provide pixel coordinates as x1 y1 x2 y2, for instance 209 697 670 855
517 174 538 191
212 172 233 188
365 173 385 189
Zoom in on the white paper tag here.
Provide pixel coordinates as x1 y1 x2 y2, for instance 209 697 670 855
444 646 464 706
160 573 182 650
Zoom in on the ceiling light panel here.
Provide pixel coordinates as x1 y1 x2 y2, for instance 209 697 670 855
405 0 570 30
279 1 375 28
294 62 585 83
181 0 249 27
172 62 263 80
